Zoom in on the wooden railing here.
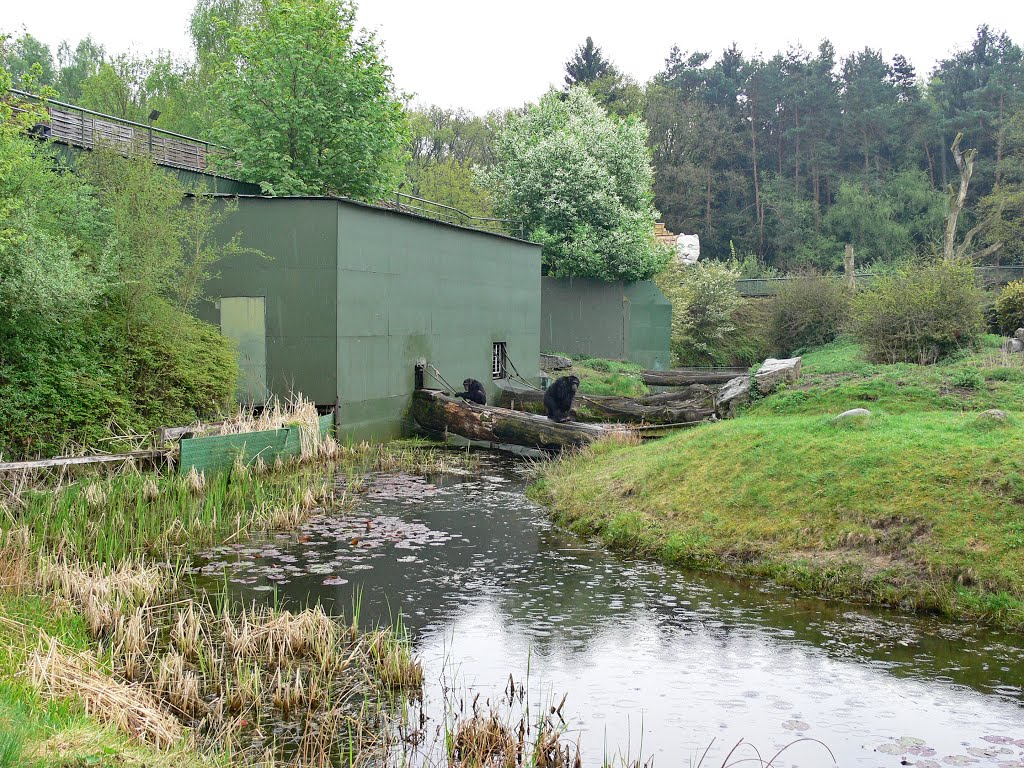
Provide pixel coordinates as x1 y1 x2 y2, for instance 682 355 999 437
10 88 222 174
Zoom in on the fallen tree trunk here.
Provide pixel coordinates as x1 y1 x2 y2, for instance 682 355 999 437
0 449 168 473
498 387 714 424
413 390 625 450
641 368 747 386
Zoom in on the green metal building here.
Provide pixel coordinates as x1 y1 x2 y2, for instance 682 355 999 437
196 196 542 441
540 278 672 369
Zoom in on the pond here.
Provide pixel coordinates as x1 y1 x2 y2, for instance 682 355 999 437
194 453 1024 766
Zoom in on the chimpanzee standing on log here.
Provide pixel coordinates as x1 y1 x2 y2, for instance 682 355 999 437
454 378 487 405
543 375 580 422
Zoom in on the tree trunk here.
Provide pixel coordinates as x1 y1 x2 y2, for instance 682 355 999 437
498 388 715 425
944 132 976 261
412 390 624 451
843 244 856 290
641 369 747 386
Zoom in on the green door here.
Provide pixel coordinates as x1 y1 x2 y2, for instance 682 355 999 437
220 297 267 405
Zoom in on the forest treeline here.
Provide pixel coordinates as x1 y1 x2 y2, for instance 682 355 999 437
4 14 1022 270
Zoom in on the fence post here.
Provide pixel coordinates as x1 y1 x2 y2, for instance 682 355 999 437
844 244 856 290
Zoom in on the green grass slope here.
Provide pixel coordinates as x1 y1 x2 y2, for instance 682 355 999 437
536 336 1024 627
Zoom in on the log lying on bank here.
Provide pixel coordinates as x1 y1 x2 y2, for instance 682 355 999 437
641 368 748 386
413 390 627 451
498 386 715 425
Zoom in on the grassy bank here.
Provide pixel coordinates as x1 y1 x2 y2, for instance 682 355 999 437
535 337 1024 628
544 355 648 398
0 439 463 767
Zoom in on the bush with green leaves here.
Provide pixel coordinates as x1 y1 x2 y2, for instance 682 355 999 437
656 260 742 365
0 99 239 459
851 259 985 364
994 280 1024 334
769 275 850 356
480 87 669 281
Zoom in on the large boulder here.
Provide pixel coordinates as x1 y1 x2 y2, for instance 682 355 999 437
1001 338 1024 354
540 353 573 371
755 357 802 394
716 376 750 418
832 408 871 424
1015 328 1024 342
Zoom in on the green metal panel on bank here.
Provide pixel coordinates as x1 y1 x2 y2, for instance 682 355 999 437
540 278 671 369
178 414 334 474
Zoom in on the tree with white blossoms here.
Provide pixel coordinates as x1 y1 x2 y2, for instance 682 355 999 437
480 87 669 281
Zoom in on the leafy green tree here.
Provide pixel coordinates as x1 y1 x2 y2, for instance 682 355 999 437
4 33 55 89
405 158 491 218
564 37 612 88
480 87 669 281
978 109 1024 261
208 0 408 198
79 56 150 121
655 260 742 365
54 36 105 102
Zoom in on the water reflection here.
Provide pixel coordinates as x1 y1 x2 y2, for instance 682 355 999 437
195 456 1024 766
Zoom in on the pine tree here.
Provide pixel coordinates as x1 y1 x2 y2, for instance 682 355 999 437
564 37 612 88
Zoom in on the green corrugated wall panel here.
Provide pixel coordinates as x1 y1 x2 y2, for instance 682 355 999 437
623 282 672 370
198 198 339 405
179 429 292 474
336 204 541 441
540 278 671 368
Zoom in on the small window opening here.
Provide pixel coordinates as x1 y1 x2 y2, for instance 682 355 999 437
492 342 507 379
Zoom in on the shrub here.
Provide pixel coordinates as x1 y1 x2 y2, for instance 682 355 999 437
851 260 985 364
769 275 850 355
656 260 742 366
951 368 984 390
995 280 1024 334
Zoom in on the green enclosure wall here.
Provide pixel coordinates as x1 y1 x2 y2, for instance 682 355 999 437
199 196 542 442
335 203 540 440
540 278 671 369
196 198 340 406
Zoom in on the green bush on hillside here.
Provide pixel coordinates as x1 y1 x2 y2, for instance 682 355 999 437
656 260 742 365
994 280 1024 335
852 259 985 364
769 274 849 355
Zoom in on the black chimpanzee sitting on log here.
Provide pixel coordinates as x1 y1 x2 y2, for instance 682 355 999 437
543 375 580 422
454 378 487 405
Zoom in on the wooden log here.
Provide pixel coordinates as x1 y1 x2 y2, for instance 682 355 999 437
413 390 623 451
641 368 747 386
498 387 713 425
0 449 168 473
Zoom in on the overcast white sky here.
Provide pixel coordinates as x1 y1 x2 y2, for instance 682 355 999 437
5 0 1022 113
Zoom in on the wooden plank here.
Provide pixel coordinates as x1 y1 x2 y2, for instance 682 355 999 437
0 450 167 472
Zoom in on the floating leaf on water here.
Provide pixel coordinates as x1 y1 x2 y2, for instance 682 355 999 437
983 736 1017 745
907 746 938 757
898 737 927 748
323 577 348 586
396 556 418 563
967 748 996 758
782 720 810 731
942 756 980 765
915 761 941 768
876 744 904 755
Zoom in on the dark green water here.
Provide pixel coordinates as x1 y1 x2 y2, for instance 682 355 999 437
194 455 1024 766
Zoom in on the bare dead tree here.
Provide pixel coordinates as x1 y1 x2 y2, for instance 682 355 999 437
943 132 1003 261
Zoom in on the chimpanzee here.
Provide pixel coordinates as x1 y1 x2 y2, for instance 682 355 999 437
454 378 487 405
543 375 579 422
